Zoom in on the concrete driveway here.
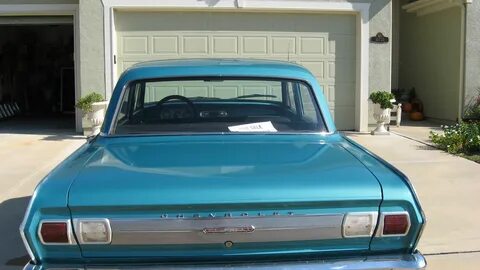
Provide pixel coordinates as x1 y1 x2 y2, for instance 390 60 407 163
0 131 85 269
348 133 480 269
1 128 479 269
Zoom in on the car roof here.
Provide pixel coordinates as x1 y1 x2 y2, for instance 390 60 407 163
121 58 315 81
131 58 304 71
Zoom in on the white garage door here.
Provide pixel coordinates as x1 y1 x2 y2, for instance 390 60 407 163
115 11 356 130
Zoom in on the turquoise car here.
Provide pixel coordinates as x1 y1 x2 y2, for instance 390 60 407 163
20 59 426 269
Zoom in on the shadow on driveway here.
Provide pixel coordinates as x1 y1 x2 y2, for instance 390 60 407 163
0 196 31 269
0 116 85 142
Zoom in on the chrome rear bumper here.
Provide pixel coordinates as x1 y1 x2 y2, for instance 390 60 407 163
24 252 426 270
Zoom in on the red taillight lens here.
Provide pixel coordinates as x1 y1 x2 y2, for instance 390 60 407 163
383 214 410 235
40 222 69 244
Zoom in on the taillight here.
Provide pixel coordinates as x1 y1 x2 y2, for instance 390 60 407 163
74 219 111 244
38 220 73 244
382 212 410 236
342 212 378 238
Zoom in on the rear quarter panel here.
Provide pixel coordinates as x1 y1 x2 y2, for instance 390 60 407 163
21 142 96 263
340 136 426 253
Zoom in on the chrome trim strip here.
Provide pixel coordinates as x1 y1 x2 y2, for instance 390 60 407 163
73 218 112 245
375 211 411 237
37 219 75 245
108 81 129 135
23 251 427 270
19 196 37 263
110 214 344 245
203 225 255 234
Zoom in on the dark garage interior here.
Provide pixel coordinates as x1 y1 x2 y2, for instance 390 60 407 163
0 21 75 132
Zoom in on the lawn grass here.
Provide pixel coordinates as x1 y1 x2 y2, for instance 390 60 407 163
459 153 480 163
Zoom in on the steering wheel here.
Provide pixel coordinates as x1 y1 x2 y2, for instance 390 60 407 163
156 95 197 120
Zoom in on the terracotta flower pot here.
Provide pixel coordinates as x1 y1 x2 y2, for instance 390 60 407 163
409 111 424 121
402 102 413 113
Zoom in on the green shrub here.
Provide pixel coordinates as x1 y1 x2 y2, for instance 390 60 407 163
369 91 395 109
464 89 480 120
430 122 480 154
75 92 104 113
465 107 480 120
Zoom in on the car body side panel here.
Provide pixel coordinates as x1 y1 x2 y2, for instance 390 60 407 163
20 143 95 263
339 136 426 252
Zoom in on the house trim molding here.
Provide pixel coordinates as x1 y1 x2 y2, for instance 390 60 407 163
101 0 370 131
403 0 472 16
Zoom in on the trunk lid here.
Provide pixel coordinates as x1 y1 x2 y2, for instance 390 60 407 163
68 135 381 260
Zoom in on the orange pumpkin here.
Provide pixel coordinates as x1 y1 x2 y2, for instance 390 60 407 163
409 111 424 121
402 102 413 113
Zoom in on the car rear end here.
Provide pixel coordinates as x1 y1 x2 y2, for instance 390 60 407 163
21 134 426 270
20 60 426 269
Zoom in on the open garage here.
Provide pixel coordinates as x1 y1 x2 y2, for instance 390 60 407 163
0 17 75 132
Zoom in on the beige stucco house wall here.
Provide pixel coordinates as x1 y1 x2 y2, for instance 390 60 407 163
465 0 480 113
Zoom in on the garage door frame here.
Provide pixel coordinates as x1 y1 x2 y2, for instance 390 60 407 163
0 4 82 132
102 0 370 132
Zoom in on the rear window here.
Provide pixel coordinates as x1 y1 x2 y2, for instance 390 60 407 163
112 77 326 135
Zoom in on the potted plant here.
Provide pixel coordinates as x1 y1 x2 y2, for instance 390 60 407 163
370 91 395 135
76 92 108 136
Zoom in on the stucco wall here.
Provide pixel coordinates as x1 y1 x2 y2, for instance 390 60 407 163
0 0 77 3
78 0 105 97
368 0 392 92
77 0 392 130
399 5 462 121
367 0 392 125
465 1 480 114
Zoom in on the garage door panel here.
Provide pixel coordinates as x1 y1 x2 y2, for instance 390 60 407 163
120 61 139 72
213 36 239 54
116 12 210 31
271 36 296 55
183 36 209 54
152 36 179 54
183 86 209 98
299 37 326 55
122 36 149 55
298 61 325 79
242 36 268 54
116 11 356 130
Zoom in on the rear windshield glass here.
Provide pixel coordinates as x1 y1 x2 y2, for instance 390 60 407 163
112 77 326 135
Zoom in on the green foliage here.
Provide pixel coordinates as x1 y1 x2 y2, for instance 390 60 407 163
75 92 104 113
464 91 480 120
369 91 395 109
430 122 480 154
465 106 480 120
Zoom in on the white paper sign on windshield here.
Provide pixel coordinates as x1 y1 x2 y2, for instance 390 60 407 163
228 121 278 132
